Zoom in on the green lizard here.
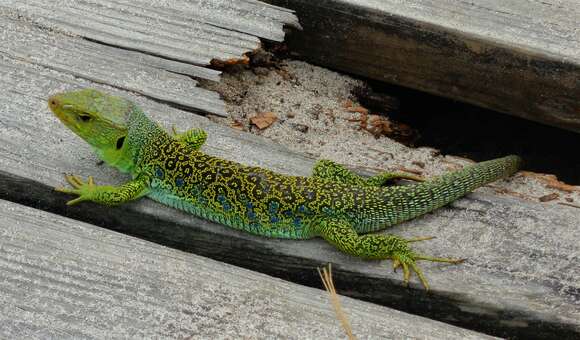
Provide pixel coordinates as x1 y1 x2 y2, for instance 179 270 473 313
49 89 521 290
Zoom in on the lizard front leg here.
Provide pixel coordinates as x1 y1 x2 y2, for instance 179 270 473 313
314 218 463 290
56 174 150 206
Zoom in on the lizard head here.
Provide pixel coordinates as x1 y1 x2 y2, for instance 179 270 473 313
48 89 136 171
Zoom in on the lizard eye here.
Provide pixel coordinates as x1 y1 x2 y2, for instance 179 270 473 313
78 113 92 122
116 136 126 150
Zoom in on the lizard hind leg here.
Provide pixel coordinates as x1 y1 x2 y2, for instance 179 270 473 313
314 218 463 291
171 126 207 150
312 159 424 186
312 160 367 185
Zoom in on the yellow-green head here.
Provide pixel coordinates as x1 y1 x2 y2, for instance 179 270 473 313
48 89 136 172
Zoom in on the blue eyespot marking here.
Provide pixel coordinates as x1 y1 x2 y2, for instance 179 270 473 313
298 205 307 213
293 217 302 227
216 194 230 211
155 167 164 179
175 178 185 187
270 216 280 223
268 201 279 213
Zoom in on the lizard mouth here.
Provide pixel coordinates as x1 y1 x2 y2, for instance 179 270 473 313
48 96 59 112
48 94 74 126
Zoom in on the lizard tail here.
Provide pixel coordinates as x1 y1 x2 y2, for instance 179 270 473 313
357 155 522 232
414 154 522 209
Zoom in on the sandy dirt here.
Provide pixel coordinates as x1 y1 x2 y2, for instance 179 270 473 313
200 59 580 207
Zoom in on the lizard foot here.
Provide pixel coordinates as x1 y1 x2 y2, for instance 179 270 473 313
391 246 465 291
55 174 97 205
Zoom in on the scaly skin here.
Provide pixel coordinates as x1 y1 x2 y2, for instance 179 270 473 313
49 89 522 290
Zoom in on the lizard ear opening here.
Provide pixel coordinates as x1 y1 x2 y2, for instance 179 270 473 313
116 135 126 150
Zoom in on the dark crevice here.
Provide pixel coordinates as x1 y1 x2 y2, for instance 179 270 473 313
356 80 580 185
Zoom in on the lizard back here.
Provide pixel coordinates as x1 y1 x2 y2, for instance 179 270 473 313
135 130 351 239
133 123 520 238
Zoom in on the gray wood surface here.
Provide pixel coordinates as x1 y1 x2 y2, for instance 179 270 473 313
0 16 225 116
2 0 299 65
0 55 578 339
0 199 498 340
264 0 580 133
0 0 299 117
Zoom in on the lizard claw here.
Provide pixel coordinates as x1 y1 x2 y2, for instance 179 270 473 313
392 259 401 272
401 261 411 286
390 253 430 291
55 186 75 195
65 174 85 189
65 196 88 206
56 174 97 205
390 242 465 291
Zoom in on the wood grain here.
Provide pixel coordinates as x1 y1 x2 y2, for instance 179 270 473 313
0 0 299 117
2 0 299 65
0 17 225 116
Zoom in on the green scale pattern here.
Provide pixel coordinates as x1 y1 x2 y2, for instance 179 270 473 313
50 89 521 290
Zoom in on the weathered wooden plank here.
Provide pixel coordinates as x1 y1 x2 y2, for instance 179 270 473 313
143 0 301 41
3 0 299 66
0 200 498 339
0 15 226 116
0 57 579 339
263 0 580 133
0 0 299 117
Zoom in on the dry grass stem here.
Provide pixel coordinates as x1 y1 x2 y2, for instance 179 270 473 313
318 264 356 340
